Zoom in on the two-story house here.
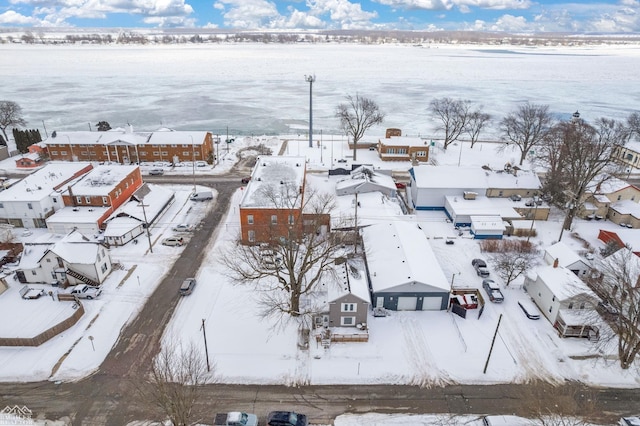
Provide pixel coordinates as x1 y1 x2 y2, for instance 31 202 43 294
0 162 94 228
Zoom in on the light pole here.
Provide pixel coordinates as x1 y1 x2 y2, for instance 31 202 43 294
305 74 315 148
189 135 196 194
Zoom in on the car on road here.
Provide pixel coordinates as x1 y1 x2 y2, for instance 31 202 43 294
241 177 251 184
482 279 504 303
172 224 193 232
148 168 164 176
518 299 541 320
195 161 209 167
162 236 184 246
472 258 490 277
68 284 102 300
267 411 308 426
179 278 196 296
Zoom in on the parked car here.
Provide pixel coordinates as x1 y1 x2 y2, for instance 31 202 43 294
598 300 619 316
149 168 164 176
241 177 251 184
509 194 522 201
172 224 193 232
179 278 196 296
472 258 490 277
19 286 45 300
395 182 406 189
68 284 102 300
214 411 258 426
518 299 541 320
162 236 184 247
190 191 214 201
267 411 308 426
195 161 208 167
482 279 504 303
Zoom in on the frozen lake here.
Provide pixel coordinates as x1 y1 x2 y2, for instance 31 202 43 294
3 43 640 137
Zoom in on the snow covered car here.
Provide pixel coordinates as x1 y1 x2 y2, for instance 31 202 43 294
68 284 102 299
172 224 193 232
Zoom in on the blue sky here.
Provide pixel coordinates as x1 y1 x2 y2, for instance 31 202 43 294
1 0 639 33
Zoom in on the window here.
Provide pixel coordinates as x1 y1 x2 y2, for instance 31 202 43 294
288 214 295 225
247 215 254 224
397 148 407 154
342 303 356 312
139 151 147 156
111 151 117 155
416 151 426 157
183 151 190 156
341 317 355 326
387 148 396 154
50 151 58 155
568 302 574 309
271 215 278 225
153 151 160 156
52 198 57 203
171 144 178 148
27 203 33 210
161 151 168 156
46 258 51 263
31 270 37 276
182 144 189 148
248 230 255 242
61 151 67 155
101 263 108 273
0 203 3 208
102 196 108 204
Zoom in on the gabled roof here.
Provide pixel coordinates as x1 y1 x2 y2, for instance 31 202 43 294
535 265 596 301
544 241 584 267
328 262 370 304
362 221 449 293
0 162 92 202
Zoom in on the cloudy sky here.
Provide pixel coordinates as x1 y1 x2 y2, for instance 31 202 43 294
1 0 639 33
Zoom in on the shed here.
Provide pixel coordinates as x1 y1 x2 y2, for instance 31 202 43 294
470 215 505 239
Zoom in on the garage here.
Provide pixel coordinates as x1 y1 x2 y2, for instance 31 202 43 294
421 297 444 310
397 297 418 310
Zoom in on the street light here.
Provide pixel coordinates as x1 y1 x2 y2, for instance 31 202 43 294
305 74 315 148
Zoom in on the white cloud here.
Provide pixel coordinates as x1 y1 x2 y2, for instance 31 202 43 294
489 13 529 31
0 10 44 25
373 0 530 11
213 0 280 29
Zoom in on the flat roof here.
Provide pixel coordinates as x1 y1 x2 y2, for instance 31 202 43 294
63 165 139 196
0 162 92 202
411 165 541 190
240 156 306 209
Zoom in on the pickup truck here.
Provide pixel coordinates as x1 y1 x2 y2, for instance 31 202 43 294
214 411 258 426
68 284 102 299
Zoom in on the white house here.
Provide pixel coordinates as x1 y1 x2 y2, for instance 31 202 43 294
523 264 600 338
15 230 112 287
0 162 93 228
543 241 591 278
335 165 397 198
362 221 450 311
470 215 507 239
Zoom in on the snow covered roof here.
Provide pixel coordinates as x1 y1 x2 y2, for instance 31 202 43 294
470 215 506 231
544 241 583 267
46 206 109 224
18 243 52 269
62 165 139 196
50 239 100 265
328 262 371 304
335 166 396 195
0 162 92 202
411 165 541 191
362 221 449 293
379 135 426 147
103 216 143 237
109 184 174 223
588 174 634 195
332 191 403 229
42 129 209 147
240 156 306 209
535 265 596 301
445 195 522 219
610 199 640 216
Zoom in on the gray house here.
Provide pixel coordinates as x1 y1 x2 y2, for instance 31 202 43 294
335 165 397 198
362 221 450 311
325 262 370 328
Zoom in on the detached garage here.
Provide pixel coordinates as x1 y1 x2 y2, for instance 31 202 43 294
362 221 450 311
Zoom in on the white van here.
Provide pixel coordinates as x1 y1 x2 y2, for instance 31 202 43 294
189 191 213 201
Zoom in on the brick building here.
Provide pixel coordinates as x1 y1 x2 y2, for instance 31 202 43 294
376 128 429 162
239 156 314 244
43 129 214 165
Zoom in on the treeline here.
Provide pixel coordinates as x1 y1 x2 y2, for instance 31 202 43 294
12 128 42 153
2 30 640 46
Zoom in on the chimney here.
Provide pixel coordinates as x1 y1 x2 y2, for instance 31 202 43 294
553 258 559 268
68 185 76 207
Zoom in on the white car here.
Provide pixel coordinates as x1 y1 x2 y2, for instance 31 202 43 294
172 224 193 232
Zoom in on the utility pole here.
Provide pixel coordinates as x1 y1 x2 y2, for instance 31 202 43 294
201 318 210 372
139 200 153 254
305 74 315 148
189 135 196 194
483 314 502 374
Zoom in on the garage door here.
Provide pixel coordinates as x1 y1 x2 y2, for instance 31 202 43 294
397 296 417 310
421 297 443 310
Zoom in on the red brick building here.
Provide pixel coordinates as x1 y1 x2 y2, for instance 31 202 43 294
43 129 214 165
239 156 310 244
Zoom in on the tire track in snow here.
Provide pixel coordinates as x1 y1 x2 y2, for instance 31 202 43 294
399 315 452 387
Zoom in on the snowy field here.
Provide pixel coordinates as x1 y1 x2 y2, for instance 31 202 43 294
2 43 640 138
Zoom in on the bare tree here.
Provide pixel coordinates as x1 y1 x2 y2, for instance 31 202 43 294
499 102 553 165
429 97 471 150
335 94 385 161
219 184 345 330
134 340 211 426
485 240 538 286
0 101 26 145
628 111 640 138
465 109 491 148
545 117 629 238
590 248 640 369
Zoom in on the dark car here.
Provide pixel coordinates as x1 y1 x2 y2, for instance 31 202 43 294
482 279 504 303
267 411 308 426
179 278 196 296
472 258 490 277
241 177 251 184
